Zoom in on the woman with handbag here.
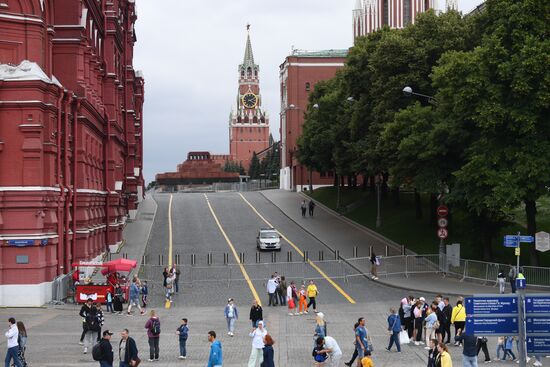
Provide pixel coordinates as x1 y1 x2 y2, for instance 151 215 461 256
286 282 296 316
386 308 401 352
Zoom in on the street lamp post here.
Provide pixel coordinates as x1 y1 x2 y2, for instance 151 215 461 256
402 86 437 105
375 173 382 228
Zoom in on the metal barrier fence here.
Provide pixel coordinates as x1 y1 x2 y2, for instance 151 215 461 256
51 272 74 304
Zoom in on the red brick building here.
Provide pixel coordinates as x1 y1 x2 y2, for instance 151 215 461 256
279 49 347 191
0 0 144 306
228 28 270 171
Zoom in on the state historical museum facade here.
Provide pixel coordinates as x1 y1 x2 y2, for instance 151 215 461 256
0 0 144 306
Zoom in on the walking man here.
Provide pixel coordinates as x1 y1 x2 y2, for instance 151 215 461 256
308 200 316 217
127 278 145 315
509 265 517 293
266 275 278 307
119 329 139 367
207 331 222 367
386 308 401 352
301 200 307 217
249 300 263 327
224 298 238 336
355 317 369 367
98 330 114 367
455 327 478 367
79 298 94 344
4 317 22 367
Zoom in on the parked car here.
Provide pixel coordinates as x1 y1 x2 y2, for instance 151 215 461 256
256 228 282 251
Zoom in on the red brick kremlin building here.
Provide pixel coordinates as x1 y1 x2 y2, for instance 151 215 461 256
156 28 269 188
0 0 144 306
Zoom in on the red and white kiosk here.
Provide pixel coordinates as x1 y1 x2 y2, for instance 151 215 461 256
72 258 137 304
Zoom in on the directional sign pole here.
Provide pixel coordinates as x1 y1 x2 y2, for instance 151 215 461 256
518 285 527 367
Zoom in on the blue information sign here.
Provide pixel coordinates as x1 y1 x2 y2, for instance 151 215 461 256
465 316 519 335
527 336 550 355
7 239 34 247
465 296 519 315
525 296 550 314
526 316 550 334
520 235 534 243
504 235 519 247
516 278 526 290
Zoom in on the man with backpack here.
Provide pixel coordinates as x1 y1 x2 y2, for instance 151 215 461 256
144 310 161 361
83 303 101 354
93 330 114 367
79 298 94 345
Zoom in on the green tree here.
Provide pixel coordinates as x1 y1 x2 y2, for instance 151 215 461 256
248 152 260 179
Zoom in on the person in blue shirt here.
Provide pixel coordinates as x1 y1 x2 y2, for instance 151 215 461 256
141 281 148 309
176 318 189 359
355 317 369 361
127 279 144 315
207 331 222 367
386 308 402 352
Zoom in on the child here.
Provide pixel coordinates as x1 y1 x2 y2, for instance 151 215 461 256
360 350 374 367
141 281 148 308
106 289 114 314
503 336 516 361
298 285 307 315
313 343 328 366
496 336 505 360
176 318 189 359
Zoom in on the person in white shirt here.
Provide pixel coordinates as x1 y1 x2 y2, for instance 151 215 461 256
247 320 267 367
266 275 278 306
5 317 22 367
316 336 343 367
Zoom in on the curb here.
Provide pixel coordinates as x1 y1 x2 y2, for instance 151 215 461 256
134 192 158 276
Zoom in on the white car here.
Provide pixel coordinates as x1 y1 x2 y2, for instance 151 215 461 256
256 228 282 251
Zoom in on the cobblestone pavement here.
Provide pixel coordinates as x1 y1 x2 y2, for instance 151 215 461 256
0 192 542 366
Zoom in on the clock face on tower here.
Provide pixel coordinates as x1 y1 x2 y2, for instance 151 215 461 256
242 93 258 108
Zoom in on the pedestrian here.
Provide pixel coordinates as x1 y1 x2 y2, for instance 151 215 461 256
298 285 308 314
15 321 27 367
344 322 360 367
475 336 491 363
267 275 278 307
224 298 238 336
386 308 401 352
95 302 105 342
176 318 189 360
165 269 175 303
355 317 369 366
273 272 280 306
436 343 453 367
301 200 307 217
118 328 139 367
309 200 316 217
442 297 453 344
127 278 145 315
424 308 438 348
83 303 100 354
495 336 505 360
314 313 327 346
141 281 148 308
316 336 343 367
4 318 22 367
207 331 222 367
248 321 267 367
497 269 506 294
359 350 374 367
249 299 263 327
113 284 124 314
427 339 439 367
451 300 466 346
434 301 447 343
262 334 275 367
503 336 516 361
454 327 477 367
369 252 379 280
97 330 114 367
162 267 169 288
307 280 319 313
412 300 423 345
287 281 297 316
79 298 94 345
401 296 414 339
106 289 114 314
173 266 181 293
313 341 328 366
278 276 287 306
508 265 517 293
144 309 160 362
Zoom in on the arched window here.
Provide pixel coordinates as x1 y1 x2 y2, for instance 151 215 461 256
247 67 252 78
253 116 258 124
237 116 242 123
305 82 311 91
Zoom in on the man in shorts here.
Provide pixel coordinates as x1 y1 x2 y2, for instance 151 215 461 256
355 317 369 366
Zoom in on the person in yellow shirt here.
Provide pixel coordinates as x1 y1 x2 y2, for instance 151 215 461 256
436 342 453 367
360 350 374 367
306 280 318 314
450 300 466 346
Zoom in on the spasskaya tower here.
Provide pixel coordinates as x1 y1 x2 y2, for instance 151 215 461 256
229 25 270 171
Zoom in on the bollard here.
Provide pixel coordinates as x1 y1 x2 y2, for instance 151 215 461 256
319 251 324 261
207 253 212 266
335 250 340 260
141 255 146 265
224 253 229 265
239 252 245 264
353 246 358 258
256 252 261 263
158 254 162 266
369 246 373 257
401 245 406 255
385 245 389 257
304 250 309 262
287 251 292 262
271 251 277 263
191 254 196 266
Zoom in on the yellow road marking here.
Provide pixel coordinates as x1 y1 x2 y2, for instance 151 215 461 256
204 194 262 306
168 194 173 268
238 193 356 304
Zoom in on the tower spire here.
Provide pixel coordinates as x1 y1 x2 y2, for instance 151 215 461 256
243 24 255 68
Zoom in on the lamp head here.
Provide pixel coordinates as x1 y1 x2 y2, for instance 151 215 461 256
403 86 413 96
312 104 319 109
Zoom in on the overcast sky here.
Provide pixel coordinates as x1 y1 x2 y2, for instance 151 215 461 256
134 0 482 184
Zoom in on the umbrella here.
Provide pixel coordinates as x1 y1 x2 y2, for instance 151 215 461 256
101 258 137 275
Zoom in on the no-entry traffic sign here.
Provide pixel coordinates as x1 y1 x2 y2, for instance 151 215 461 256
438 228 448 239
437 205 448 217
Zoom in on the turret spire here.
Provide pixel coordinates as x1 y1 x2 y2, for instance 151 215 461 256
242 24 255 68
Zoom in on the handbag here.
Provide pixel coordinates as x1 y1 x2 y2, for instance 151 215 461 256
131 357 141 367
288 298 295 309
366 329 374 351
399 330 410 344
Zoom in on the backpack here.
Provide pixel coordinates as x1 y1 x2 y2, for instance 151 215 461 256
151 319 161 335
86 312 99 331
92 343 103 361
